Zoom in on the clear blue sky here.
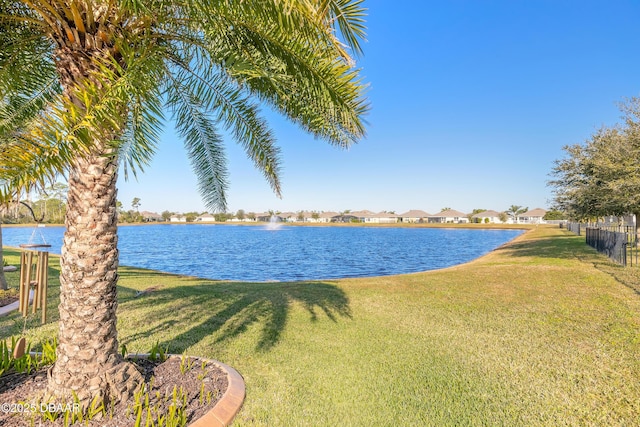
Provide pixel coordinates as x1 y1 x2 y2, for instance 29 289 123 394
117 0 640 215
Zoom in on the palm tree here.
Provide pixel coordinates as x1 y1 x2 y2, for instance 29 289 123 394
0 0 368 406
507 205 528 224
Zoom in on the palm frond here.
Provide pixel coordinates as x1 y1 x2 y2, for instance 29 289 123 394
166 50 282 198
165 72 229 211
196 1 369 147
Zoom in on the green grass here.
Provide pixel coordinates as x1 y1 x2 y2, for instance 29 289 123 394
1 225 639 426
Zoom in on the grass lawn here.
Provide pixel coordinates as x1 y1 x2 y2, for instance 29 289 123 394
1 225 639 426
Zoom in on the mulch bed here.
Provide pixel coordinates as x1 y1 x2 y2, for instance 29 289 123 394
0 356 228 426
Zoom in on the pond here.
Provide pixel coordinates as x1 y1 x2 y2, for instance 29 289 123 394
1 224 523 282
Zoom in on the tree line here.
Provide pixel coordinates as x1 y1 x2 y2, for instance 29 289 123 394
549 97 640 233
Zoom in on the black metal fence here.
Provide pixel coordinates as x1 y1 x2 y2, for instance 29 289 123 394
566 222 638 266
566 222 581 235
585 227 628 265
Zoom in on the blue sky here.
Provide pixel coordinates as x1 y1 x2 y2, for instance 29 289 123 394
116 0 640 215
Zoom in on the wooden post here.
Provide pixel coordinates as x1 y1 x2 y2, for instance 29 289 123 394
18 247 51 323
19 252 27 315
40 251 48 323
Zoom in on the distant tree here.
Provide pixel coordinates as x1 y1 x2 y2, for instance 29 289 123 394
507 205 528 223
543 209 566 220
312 211 320 220
236 209 246 220
161 211 172 222
440 207 451 212
185 212 199 222
468 208 486 223
498 212 509 223
131 197 141 212
247 212 256 221
297 211 305 221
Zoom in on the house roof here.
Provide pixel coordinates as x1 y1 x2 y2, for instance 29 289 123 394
472 210 502 218
350 210 376 218
319 211 339 218
141 211 162 219
431 209 467 218
372 211 399 218
521 208 547 217
399 210 431 217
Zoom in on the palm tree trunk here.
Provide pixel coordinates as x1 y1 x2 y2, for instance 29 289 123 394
48 144 142 405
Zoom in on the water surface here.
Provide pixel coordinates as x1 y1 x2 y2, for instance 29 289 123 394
2 224 523 282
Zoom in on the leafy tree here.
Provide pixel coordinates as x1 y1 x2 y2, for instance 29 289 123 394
214 212 231 222
543 209 566 220
498 212 509 223
236 209 245 220
185 212 199 222
312 211 320 220
161 210 172 222
0 0 368 405
550 98 640 236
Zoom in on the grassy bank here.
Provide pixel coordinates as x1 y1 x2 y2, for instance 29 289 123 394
1 225 639 425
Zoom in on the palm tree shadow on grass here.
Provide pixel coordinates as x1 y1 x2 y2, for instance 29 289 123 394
117 278 351 354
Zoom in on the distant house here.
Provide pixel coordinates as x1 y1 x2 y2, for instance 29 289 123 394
318 212 339 223
350 210 376 222
256 213 284 222
472 210 505 224
331 214 359 223
195 213 216 222
141 211 163 222
367 212 399 224
428 209 469 224
279 212 296 222
170 215 187 223
518 208 547 224
399 210 431 223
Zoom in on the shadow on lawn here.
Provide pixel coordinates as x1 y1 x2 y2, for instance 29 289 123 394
117 276 351 354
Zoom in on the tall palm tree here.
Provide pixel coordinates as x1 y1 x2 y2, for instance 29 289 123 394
0 0 368 405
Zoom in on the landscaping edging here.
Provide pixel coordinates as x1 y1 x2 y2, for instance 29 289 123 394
127 353 245 427
188 359 245 427
0 291 32 317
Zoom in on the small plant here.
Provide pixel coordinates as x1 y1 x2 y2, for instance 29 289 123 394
0 339 11 376
121 343 128 358
148 341 168 362
130 380 188 427
179 352 195 375
39 336 57 366
0 336 58 378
